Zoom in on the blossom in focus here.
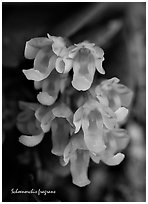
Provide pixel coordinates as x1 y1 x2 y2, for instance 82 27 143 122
73 99 128 154
17 101 44 147
23 35 67 82
67 41 105 91
23 35 105 92
34 70 69 106
63 129 129 187
94 77 133 111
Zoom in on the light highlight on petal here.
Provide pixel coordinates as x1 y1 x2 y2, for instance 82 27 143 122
115 107 129 122
37 92 56 106
19 133 44 147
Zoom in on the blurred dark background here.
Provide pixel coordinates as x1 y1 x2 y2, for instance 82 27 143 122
2 2 146 202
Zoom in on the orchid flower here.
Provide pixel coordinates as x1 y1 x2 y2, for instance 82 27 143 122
63 128 129 187
90 128 129 166
95 77 133 111
23 35 67 82
53 41 105 91
68 41 105 91
73 99 128 154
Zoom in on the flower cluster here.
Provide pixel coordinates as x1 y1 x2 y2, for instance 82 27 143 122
17 34 133 187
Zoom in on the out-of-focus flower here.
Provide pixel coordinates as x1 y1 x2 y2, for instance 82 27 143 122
73 99 128 154
35 103 74 156
68 41 105 91
17 101 44 147
94 77 133 111
17 102 74 156
63 129 129 187
23 35 67 82
34 70 69 106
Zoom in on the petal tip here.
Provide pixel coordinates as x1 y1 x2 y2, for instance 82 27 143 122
19 134 44 147
73 179 91 187
37 92 56 106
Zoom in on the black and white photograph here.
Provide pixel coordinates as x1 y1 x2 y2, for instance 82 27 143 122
2 1 146 202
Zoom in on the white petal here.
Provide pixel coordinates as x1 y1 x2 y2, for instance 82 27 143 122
41 110 55 132
35 106 48 122
72 75 92 91
47 54 57 74
23 54 56 81
101 106 117 129
68 47 78 58
95 86 109 106
24 37 52 59
102 153 125 166
70 150 90 187
34 49 55 74
24 42 39 59
72 59 93 91
37 92 56 106
22 69 46 81
19 133 44 147
111 129 129 151
63 142 73 165
41 123 51 133
63 133 87 165
55 57 65 73
115 107 128 122
95 58 105 74
52 37 66 56
114 83 129 94
51 120 69 156
52 104 72 118
89 152 100 164
63 58 73 73
83 123 106 154
110 77 120 84
106 77 120 85
27 37 52 48
73 107 83 133
93 46 104 58
119 91 134 107
74 121 82 133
